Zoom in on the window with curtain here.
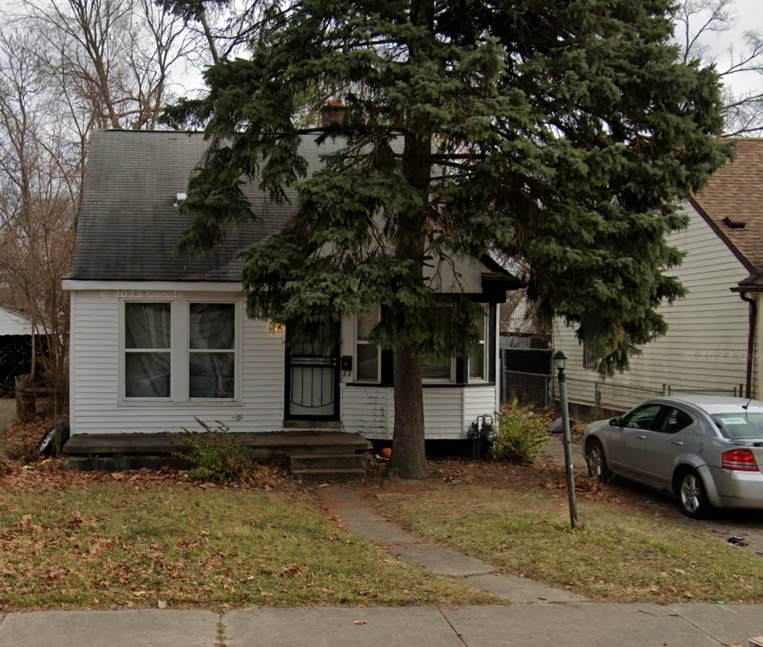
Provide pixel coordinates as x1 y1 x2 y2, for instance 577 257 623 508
583 340 601 370
125 302 171 398
356 309 380 382
189 303 235 398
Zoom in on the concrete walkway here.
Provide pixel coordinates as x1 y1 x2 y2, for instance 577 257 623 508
321 485 586 604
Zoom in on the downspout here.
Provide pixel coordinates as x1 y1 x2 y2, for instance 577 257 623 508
739 291 756 399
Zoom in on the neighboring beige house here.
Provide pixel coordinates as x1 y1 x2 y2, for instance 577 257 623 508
553 139 763 413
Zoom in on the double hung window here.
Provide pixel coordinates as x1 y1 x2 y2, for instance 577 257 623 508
356 309 380 382
353 304 490 385
125 303 171 398
123 299 237 400
189 303 236 398
468 307 488 381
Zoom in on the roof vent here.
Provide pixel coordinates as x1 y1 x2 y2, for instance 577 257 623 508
723 216 746 229
174 191 187 208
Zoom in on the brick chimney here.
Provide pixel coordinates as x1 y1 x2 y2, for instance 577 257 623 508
321 99 347 127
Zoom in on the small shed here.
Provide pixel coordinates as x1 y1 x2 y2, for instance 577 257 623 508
0 304 38 396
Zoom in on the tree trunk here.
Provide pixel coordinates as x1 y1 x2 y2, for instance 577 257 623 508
388 347 428 479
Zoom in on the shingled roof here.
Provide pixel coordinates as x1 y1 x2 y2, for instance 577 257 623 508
69 130 335 282
70 129 522 291
690 138 763 285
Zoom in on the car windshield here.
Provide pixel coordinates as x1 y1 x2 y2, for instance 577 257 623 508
711 412 763 440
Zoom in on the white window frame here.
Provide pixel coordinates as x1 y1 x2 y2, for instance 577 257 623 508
355 307 381 383
468 306 489 383
119 296 241 404
123 301 172 400
188 301 238 400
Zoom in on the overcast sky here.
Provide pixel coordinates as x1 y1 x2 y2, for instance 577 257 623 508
0 0 761 96
698 0 763 94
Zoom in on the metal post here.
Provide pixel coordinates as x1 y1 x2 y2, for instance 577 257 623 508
557 363 579 529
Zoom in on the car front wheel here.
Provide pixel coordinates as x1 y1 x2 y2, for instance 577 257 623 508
586 439 612 482
676 469 710 519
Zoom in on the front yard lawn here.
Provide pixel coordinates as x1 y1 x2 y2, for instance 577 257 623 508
3 418 762 609
0 464 491 611
374 459 763 604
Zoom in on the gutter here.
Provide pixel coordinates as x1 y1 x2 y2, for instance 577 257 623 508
738 290 756 399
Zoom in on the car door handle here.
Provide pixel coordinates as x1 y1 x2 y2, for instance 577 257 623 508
671 441 683 446
637 434 647 440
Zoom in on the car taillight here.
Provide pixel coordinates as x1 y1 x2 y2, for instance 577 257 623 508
721 448 760 471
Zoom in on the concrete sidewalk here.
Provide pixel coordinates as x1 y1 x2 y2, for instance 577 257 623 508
2 603 763 646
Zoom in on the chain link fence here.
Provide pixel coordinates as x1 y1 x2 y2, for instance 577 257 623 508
500 348 742 416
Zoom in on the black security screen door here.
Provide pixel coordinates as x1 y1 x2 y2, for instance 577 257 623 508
285 321 339 419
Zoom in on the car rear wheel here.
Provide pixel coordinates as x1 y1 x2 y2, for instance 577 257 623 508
676 469 710 519
586 439 612 482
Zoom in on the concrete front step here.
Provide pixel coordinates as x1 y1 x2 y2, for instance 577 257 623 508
291 467 367 483
289 452 368 482
290 453 366 470
61 431 372 472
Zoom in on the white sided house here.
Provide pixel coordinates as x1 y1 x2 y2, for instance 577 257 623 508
63 130 519 447
0 304 40 396
553 139 763 413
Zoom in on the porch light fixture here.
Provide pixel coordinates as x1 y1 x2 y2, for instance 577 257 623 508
553 350 566 374
268 321 285 335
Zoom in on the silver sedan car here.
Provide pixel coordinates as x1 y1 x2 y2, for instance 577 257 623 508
583 395 763 518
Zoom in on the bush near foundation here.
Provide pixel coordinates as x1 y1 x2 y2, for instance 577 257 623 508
489 402 548 464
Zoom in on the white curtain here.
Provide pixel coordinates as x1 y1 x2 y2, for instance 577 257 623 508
125 303 171 397
189 304 235 398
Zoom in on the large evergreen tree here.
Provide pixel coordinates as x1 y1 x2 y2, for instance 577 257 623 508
166 0 729 479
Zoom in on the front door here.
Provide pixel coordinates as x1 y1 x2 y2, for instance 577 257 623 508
285 321 339 419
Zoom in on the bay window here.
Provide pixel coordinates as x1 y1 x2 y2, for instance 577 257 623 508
352 303 492 385
421 357 454 382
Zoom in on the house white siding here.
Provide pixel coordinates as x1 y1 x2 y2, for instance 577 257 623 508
553 203 754 412
69 283 502 441
340 385 393 438
69 287 286 435
340 384 498 440
463 386 499 424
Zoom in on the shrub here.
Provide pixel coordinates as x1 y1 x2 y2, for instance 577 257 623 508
489 402 548 464
178 418 250 483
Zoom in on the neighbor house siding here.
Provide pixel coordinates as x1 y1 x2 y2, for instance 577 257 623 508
68 287 286 435
553 203 753 412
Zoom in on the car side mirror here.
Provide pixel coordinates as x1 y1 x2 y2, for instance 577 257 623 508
609 416 622 427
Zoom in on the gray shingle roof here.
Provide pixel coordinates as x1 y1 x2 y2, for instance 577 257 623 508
70 130 521 291
69 130 327 282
